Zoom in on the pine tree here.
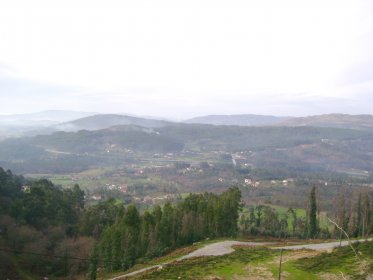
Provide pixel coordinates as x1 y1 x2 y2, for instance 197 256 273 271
287 207 297 235
308 186 318 238
87 245 98 280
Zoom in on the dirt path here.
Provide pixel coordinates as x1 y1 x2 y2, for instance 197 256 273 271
109 265 162 280
179 240 269 260
274 238 372 251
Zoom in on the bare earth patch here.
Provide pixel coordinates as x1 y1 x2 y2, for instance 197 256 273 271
319 272 351 280
238 265 275 280
281 250 321 263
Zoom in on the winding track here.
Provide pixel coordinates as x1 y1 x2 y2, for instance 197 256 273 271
109 238 371 279
273 238 372 251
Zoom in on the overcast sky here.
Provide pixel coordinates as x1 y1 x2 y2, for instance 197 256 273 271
0 0 372 119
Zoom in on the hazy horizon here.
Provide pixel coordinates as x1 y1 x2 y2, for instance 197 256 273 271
1 109 373 123
1 0 372 119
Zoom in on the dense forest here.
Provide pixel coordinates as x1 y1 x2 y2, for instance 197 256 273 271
91 187 242 275
0 167 241 279
0 167 93 279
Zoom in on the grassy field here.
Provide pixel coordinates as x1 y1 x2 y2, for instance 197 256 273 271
241 204 304 232
294 241 373 279
262 204 332 231
114 240 373 279
133 247 279 279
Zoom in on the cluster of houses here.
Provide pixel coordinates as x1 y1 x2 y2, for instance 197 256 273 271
136 194 174 204
242 178 295 188
152 152 175 159
89 184 128 201
215 177 293 188
244 178 260 187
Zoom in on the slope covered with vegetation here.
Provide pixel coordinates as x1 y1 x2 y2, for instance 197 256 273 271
2 166 373 279
0 167 241 279
1 124 372 174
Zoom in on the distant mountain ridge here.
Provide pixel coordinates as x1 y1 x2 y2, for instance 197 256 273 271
185 113 373 130
184 114 292 126
2 111 373 141
0 111 172 139
0 110 96 139
0 110 95 125
278 114 373 130
53 114 173 132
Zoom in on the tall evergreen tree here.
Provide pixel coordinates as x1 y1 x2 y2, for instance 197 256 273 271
308 186 318 238
287 207 297 235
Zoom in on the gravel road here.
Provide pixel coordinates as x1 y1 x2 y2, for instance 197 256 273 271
179 240 269 260
274 238 372 251
110 265 162 280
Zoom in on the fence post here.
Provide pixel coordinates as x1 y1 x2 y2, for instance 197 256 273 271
278 249 283 280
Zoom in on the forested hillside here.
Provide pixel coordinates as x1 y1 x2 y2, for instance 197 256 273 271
0 124 372 174
0 167 93 279
0 167 241 279
93 188 241 274
52 114 173 132
279 114 373 130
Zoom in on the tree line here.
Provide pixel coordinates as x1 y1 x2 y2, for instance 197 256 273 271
240 186 373 240
90 187 242 275
332 190 373 238
239 187 326 239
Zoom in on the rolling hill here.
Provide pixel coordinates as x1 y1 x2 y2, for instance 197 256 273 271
52 114 173 132
185 113 373 131
1 123 373 175
2 112 373 175
0 113 174 139
184 114 291 126
0 110 95 125
278 114 373 130
0 110 96 139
